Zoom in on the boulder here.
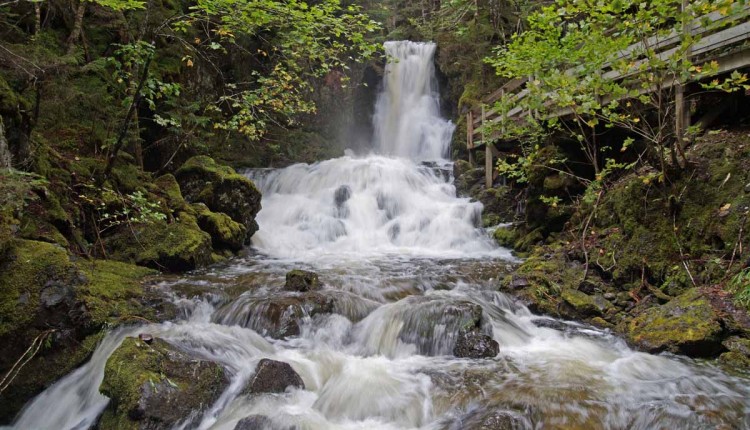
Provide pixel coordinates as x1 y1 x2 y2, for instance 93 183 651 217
243 359 304 395
453 329 499 359
0 243 160 423
99 337 228 430
105 217 213 272
284 269 321 292
175 156 262 243
627 288 724 357
193 203 247 252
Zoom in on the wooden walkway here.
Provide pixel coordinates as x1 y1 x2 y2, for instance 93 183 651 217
467 6 750 188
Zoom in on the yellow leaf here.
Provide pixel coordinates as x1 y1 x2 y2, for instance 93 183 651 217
194 37 201 44
720 203 731 211
186 59 194 67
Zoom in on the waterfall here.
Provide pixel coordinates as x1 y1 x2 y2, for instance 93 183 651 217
373 41 454 160
246 41 500 261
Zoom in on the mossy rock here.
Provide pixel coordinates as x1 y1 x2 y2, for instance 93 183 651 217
627 289 724 357
105 218 213 272
192 203 246 252
0 240 158 422
151 174 190 214
560 289 613 318
0 239 78 338
175 156 262 242
493 226 518 248
513 227 544 252
77 259 159 326
284 269 321 292
99 337 228 430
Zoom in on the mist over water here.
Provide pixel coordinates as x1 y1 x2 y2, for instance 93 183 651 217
8 41 750 430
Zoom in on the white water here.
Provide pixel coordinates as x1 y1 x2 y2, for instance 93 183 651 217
373 41 454 160
7 41 750 430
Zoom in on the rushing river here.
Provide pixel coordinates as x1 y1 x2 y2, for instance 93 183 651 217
8 41 750 430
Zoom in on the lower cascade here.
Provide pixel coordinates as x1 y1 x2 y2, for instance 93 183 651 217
6 41 750 430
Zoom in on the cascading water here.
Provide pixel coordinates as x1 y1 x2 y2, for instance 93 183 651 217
373 41 454 160
7 41 750 430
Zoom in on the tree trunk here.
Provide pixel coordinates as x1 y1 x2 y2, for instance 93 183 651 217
66 0 86 54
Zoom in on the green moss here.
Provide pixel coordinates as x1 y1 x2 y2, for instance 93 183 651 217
100 337 227 429
111 161 148 194
101 337 164 420
105 217 213 272
560 288 612 317
78 260 156 326
493 226 517 248
192 203 246 252
151 174 190 213
627 288 723 357
0 240 75 337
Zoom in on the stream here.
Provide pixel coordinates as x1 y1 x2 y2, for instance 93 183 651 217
7 41 750 430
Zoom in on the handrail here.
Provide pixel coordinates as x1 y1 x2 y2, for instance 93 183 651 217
468 7 750 148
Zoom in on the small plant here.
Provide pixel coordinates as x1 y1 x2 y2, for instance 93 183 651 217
729 268 750 310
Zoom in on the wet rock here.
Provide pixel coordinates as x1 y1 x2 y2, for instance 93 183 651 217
454 329 499 359
235 415 295 430
176 156 262 243
235 415 273 430
284 269 321 292
455 167 484 197
627 288 724 357
448 408 531 430
99 337 228 430
334 185 352 206
214 293 334 339
244 359 305 395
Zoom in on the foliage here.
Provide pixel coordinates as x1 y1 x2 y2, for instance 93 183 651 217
729 267 750 309
486 0 749 182
174 0 381 141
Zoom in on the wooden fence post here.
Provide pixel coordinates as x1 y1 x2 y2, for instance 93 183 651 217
483 104 492 188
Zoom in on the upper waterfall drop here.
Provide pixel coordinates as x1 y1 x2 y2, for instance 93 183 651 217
373 41 454 161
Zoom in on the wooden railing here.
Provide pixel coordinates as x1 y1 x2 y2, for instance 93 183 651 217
467 6 750 152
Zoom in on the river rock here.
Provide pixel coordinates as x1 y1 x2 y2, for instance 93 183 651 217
453 329 499 359
244 359 305 395
627 288 724 357
176 156 262 243
214 293 334 339
99 337 228 430
284 269 321 292
234 415 296 430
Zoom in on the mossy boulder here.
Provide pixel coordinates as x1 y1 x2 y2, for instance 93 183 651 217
560 288 613 318
627 289 724 357
284 269 321 292
0 240 158 422
99 337 229 430
193 203 246 252
493 226 518 248
175 156 262 243
105 217 213 272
